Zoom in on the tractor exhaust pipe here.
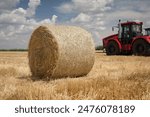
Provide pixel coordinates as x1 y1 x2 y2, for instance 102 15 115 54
118 19 122 39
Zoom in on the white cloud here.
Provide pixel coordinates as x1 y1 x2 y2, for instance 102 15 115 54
104 6 150 30
73 0 113 12
57 0 113 13
12 7 27 16
70 12 106 32
71 13 91 23
106 11 143 21
0 0 58 49
26 0 41 17
51 15 58 24
0 8 26 25
58 0 114 45
57 3 73 14
0 0 20 12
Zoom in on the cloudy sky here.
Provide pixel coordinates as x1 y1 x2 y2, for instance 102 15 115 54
0 0 150 49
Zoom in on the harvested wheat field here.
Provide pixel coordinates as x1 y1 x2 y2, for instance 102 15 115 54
0 51 150 100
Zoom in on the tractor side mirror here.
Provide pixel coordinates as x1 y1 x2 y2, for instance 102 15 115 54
112 26 118 31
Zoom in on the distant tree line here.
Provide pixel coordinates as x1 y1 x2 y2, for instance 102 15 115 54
0 49 28 51
95 45 103 50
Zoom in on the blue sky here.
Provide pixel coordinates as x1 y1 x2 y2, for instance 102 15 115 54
0 0 150 49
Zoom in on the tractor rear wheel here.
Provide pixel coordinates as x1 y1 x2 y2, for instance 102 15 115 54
132 39 150 56
106 41 120 55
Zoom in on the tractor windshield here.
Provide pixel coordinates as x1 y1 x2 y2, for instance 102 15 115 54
145 29 150 35
132 24 142 37
132 24 142 33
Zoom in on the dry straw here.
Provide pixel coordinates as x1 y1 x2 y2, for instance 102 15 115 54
28 24 95 79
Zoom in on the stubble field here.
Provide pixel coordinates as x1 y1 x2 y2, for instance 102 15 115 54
0 51 150 100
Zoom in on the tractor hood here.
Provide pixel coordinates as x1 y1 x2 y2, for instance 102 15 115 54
103 34 118 40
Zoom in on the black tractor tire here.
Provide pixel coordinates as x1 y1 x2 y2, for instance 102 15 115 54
106 41 120 55
132 39 150 56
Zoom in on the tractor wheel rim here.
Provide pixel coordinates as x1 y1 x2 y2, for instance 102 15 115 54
110 46 115 53
138 45 144 53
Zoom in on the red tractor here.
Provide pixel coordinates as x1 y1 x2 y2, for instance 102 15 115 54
103 20 150 56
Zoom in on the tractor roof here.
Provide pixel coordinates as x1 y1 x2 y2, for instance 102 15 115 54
121 21 143 26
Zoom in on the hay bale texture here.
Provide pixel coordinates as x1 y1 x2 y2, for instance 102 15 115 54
28 25 95 79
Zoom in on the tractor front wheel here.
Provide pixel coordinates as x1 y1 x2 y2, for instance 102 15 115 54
106 41 120 55
132 39 150 56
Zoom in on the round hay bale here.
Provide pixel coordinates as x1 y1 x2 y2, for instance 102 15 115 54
28 25 95 79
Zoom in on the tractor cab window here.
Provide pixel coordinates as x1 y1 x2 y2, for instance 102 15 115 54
132 24 142 37
145 29 150 35
132 25 141 32
121 25 131 44
122 25 130 39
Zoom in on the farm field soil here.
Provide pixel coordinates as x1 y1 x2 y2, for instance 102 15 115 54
0 51 150 100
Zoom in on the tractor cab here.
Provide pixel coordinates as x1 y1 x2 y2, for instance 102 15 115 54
117 21 143 44
145 28 150 36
